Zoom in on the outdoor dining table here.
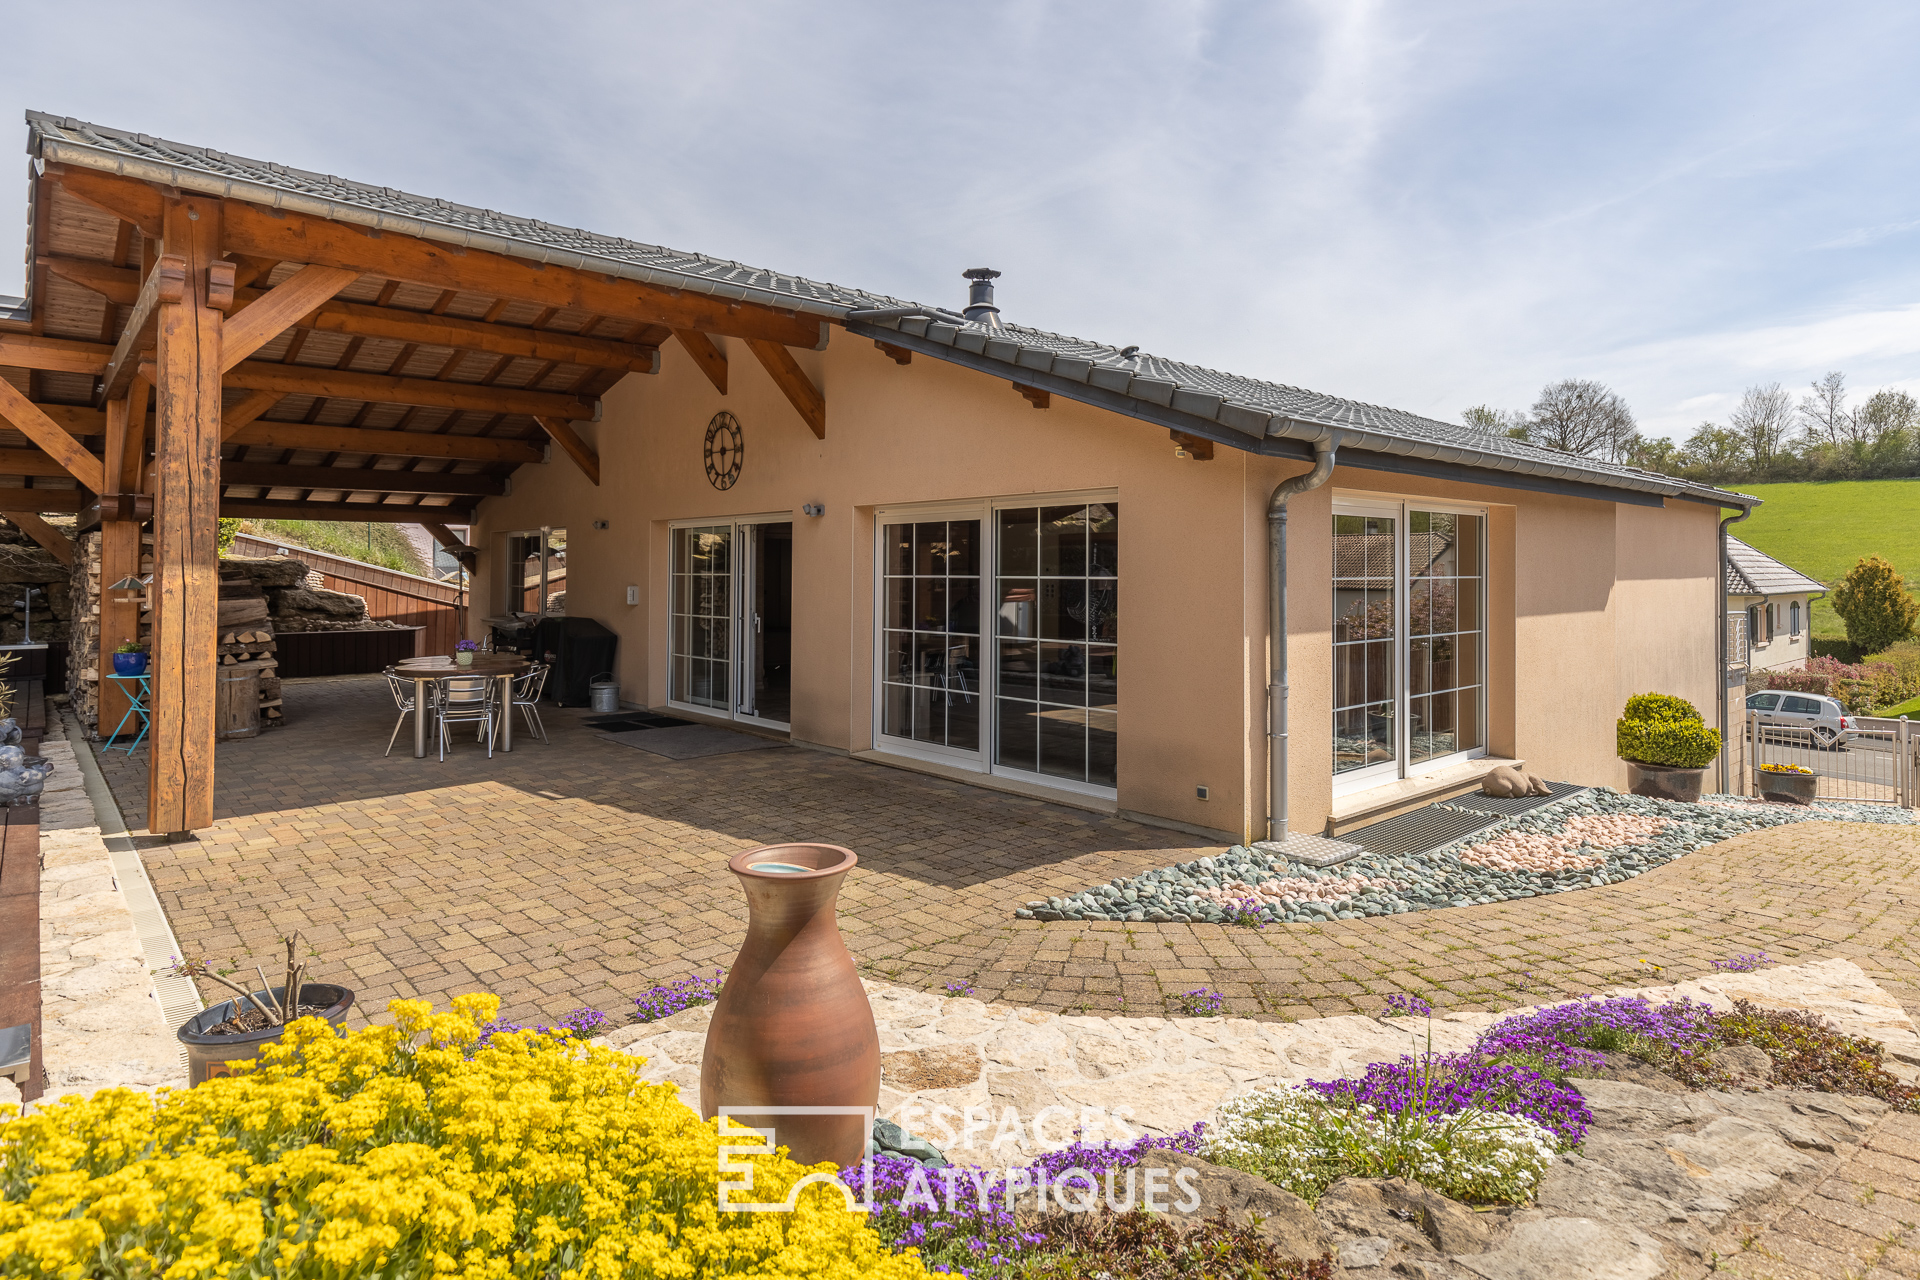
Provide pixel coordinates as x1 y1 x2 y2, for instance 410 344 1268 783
392 654 530 759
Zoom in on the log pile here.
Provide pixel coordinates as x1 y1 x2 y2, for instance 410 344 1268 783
215 568 283 728
68 529 149 733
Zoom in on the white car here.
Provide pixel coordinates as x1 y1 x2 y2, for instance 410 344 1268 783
1745 691 1851 749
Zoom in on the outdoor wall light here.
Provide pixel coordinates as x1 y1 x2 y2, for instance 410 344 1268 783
802 503 825 517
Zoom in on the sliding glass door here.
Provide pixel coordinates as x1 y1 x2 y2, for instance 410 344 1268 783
1332 500 1486 793
874 498 1120 796
669 519 793 727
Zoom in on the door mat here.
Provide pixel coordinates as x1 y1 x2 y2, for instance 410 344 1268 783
1339 807 1500 858
1442 780 1588 818
583 713 695 732
603 725 788 760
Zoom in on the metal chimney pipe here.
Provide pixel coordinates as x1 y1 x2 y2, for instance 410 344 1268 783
962 268 1001 329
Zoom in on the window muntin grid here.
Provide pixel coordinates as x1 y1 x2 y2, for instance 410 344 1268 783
669 525 731 710
879 519 982 752
994 503 1119 788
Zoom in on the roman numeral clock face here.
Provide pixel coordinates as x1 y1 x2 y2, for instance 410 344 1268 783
705 411 743 490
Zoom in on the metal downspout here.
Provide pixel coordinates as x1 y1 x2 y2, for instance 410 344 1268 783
1268 434 1341 841
1718 506 1753 794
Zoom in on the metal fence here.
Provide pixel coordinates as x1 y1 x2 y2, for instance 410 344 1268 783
1744 711 1917 807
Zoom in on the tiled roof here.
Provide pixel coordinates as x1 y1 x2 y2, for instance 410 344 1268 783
1725 537 1825 597
22 111 1759 511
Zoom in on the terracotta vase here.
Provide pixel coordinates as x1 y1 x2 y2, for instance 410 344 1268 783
700 843 879 1169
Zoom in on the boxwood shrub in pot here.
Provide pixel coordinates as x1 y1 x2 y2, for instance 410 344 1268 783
1618 692 1721 802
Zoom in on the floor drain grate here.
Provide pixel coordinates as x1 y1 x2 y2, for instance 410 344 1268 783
1443 781 1589 817
1340 807 1500 858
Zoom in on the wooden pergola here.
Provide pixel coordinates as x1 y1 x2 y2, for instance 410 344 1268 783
0 116 833 834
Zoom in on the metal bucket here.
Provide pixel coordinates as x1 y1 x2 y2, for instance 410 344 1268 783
589 673 619 713
176 982 354 1086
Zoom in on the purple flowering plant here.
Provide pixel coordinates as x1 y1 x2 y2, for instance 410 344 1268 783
1475 994 1718 1079
1170 988 1226 1017
1307 1054 1592 1148
634 969 725 1022
454 639 479 653
472 1005 609 1052
944 978 977 998
1711 951 1774 973
1381 993 1434 1019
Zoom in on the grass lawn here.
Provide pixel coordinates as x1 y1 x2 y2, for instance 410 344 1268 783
236 519 429 576
1879 694 1920 719
1728 479 1920 641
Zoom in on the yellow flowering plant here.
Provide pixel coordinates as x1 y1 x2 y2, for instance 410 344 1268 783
0 995 924 1279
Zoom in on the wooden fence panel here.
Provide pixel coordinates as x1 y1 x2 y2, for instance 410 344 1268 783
229 535 463 656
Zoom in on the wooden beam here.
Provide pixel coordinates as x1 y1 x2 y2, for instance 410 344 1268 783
219 265 361 371
148 193 223 835
1014 383 1051 410
218 498 476 523
0 448 91 478
531 415 601 486
1169 430 1214 460
222 201 826 348
221 462 506 496
0 402 106 437
0 489 83 513
122 379 150 493
36 257 664 372
224 360 598 419
39 255 139 306
49 167 163 238
0 378 107 492
225 420 543 463
746 339 826 439
875 340 912 365
674 329 728 393
219 389 282 442
299 298 660 371
3 512 74 565
99 254 187 402
0 334 112 375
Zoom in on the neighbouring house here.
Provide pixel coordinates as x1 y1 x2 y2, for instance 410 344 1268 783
0 112 1760 840
1725 537 1823 673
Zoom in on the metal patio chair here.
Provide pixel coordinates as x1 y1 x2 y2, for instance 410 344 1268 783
508 662 551 744
434 674 496 760
383 668 433 757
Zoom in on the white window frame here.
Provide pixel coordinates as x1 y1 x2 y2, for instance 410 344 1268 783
666 512 794 730
870 489 1121 801
1330 493 1489 799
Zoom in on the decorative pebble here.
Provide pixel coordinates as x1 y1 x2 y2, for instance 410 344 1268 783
1016 790 1916 927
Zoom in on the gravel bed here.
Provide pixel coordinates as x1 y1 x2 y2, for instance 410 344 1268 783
1015 789 1916 926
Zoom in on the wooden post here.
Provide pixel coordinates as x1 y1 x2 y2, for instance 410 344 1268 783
146 195 223 835
98 396 142 737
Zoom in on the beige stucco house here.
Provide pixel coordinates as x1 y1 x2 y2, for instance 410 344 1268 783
1724 537 1823 673
466 268 1754 847
0 114 1758 844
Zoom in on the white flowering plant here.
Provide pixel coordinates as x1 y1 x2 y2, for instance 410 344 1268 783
1204 1085 1557 1205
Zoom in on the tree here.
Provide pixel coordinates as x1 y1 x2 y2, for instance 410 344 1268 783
1461 404 1530 439
1527 379 1639 461
1830 555 1920 655
1680 422 1746 481
1625 436 1681 473
1728 383 1794 470
1798 371 1856 448
1856 388 1918 446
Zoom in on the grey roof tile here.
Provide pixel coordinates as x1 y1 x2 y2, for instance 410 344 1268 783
1725 537 1825 597
21 110 1757 510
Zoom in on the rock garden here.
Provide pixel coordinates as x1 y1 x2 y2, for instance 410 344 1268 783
1018 787 1917 925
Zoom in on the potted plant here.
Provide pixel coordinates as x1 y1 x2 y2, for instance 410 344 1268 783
1618 692 1721 803
112 641 148 676
1757 762 1817 806
170 932 355 1085
454 638 479 667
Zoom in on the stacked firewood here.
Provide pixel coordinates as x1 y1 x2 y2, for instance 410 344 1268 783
216 570 284 727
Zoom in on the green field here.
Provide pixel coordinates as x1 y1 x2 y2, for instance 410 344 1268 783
1726 479 1920 642
234 519 429 576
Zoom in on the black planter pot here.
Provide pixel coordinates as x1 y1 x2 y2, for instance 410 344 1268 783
1757 769 1818 805
177 982 354 1086
1624 760 1707 803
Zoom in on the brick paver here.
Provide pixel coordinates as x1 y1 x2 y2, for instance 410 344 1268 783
92 677 1920 1031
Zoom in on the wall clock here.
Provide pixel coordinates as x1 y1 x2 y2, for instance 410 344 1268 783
704 411 743 490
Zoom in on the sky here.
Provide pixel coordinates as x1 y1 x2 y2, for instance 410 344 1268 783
6 0 1918 441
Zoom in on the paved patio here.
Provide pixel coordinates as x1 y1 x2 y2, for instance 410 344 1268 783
92 676 1920 1029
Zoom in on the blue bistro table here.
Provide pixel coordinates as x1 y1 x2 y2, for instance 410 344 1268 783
103 672 152 753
